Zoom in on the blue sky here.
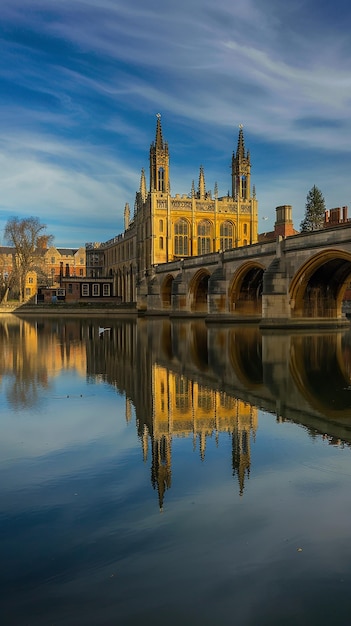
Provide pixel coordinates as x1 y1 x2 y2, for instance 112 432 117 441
1 0 351 247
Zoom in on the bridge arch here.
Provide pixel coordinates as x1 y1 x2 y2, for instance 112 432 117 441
290 332 351 418
290 250 351 318
189 269 211 312
229 262 265 315
228 327 263 387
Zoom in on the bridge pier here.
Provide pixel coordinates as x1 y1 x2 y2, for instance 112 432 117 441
208 265 228 314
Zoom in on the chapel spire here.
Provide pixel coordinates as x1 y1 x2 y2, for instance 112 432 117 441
155 112 164 149
149 113 169 193
236 124 246 161
232 124 251 200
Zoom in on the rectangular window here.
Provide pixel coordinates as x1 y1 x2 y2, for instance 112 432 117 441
68 284 73 294
82 283 89 296
79 269 83 276
28 277 33 284
103 284 110 296
25 288 31 296
51 257 55 264
80 258 84 265
93 284 100 296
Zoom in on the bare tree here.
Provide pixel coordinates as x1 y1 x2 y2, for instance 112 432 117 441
4 217 54 302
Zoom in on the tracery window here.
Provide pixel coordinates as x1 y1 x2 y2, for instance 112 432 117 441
197 220 212 255
174 219 189 256
220 221 233 251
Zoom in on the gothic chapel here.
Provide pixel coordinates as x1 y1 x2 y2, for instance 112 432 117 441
86 115 258 303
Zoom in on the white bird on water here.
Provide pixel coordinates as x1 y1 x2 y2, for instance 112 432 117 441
98 327 111 337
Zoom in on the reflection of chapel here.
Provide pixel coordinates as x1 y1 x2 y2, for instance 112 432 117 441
140 365 257 509
86 115 258 303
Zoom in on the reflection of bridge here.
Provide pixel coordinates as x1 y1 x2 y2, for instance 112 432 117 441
85 318 351 506
140 224 351 325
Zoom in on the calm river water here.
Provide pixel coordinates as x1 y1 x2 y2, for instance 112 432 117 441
1 315 351 626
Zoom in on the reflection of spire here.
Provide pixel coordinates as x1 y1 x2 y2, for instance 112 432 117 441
199 431 206 461
232 428 250 496
125 396 132 422
142 424 149 462
151 435 172 511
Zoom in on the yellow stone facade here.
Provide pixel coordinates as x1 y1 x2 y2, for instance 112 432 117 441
87 115 258 303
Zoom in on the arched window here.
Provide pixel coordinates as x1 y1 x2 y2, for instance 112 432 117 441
159 236 164 250
158 167 165 192
197 220 212 255
220 221 233 251
174 219 189 256
159 219 163 232
241 175 247 198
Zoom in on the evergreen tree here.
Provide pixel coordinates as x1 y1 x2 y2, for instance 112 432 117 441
300 185 326 232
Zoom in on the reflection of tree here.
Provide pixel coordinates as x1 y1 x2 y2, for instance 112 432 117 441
6 371 48 410
0 316 86 410
0 318 49 410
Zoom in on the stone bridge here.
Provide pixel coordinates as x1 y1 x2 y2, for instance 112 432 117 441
139 223 351 326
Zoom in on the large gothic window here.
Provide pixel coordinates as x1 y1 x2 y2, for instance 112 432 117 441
197 220 212 255
174 219 189 256
220 221 234 251
158 167 165 192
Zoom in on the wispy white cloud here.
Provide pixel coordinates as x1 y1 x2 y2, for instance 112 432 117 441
1 0 351 243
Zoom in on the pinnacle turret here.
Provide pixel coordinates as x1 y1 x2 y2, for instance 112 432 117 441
140 168 147 202
198 165 206 200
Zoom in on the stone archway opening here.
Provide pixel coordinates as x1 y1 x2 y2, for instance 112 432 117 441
230 264 264 315
289 332 351 417
290 252 351 319
161 275 174 309
191 271 210 313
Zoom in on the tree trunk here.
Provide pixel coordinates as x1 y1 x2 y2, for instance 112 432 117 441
0 287 9 303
